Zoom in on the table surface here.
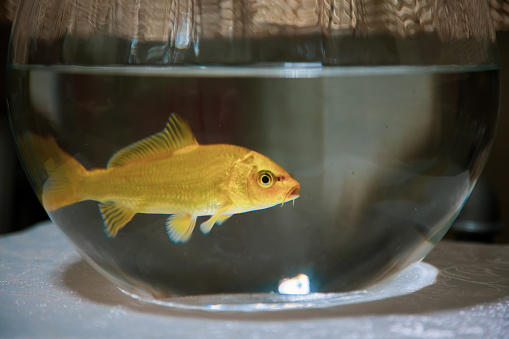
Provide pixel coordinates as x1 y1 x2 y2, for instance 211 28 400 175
1 221 509 339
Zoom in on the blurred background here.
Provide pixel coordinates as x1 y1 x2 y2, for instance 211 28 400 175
0 0 508 242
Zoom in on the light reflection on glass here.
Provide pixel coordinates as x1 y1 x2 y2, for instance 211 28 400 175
176 13 192 49
278 273 311 295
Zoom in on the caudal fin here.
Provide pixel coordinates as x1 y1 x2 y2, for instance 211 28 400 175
33 135 87 211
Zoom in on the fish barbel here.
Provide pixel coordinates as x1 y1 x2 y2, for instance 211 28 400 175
41 114 300 243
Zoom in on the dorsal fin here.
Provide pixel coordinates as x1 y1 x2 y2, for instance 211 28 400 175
107 113 198 168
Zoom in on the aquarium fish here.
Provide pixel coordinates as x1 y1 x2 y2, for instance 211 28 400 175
42 114 300 243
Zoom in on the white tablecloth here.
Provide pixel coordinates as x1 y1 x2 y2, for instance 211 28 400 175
1 221 508 338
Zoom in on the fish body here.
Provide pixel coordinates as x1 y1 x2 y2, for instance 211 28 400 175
42 114 300 243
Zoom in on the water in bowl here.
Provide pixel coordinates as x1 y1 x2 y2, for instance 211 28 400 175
7 63 499 307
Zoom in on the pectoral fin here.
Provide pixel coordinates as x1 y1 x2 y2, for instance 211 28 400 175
99 202 136 237
200 207 232 235
166 214 197 243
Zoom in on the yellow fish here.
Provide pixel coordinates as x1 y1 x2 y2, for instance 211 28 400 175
42 113 300 243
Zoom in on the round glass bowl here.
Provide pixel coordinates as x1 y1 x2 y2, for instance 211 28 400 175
7 0 499 310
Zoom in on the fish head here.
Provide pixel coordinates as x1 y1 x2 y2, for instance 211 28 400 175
227 151 300 210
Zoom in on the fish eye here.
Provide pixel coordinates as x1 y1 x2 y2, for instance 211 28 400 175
257 171 275 188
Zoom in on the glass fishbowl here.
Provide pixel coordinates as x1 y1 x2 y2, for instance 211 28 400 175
7 0 499 310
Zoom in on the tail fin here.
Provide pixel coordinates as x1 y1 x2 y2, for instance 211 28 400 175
29 135 88 211
42 156 87 211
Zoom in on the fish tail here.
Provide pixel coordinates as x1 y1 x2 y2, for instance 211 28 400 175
42 156 87 211
37 137 87 211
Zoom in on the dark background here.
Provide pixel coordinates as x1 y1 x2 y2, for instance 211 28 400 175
0 4 508 242
0 12 50 233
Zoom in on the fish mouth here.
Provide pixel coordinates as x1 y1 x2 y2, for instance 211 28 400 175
281 186 300 207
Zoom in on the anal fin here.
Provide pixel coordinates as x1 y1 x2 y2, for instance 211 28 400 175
166 214 197 243
99 202 136 237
